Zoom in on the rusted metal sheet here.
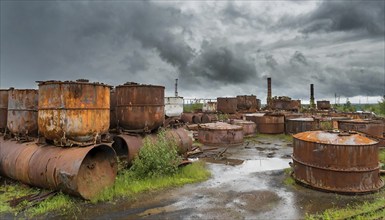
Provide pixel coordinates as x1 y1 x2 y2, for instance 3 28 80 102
338 119 384 138
292 130 383 193
181 113 202 124
198 122 244 146
0 139 117 199
0 89 9 132
7 89 38 137
202 102 217 113
285 118 320 134
331 117 351 129
116 82 165 132
38 80 111 146
217 97 237 114
317 100 331 110
236 95 257 113
230 119 256 137
110 89 117 129
165 97 183 117
345 112 373 120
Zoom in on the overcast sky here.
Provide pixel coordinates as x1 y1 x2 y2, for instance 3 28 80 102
1 0 384 103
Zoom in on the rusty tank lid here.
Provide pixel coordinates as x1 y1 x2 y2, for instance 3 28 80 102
289 117 316 122
199 122 243 131
293 130 378 146
36 79 112 87
245 113 266 117
116 82 164 88
231 119 255 125
338 119 383 124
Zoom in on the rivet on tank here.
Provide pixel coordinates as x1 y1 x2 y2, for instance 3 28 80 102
37 80 111 147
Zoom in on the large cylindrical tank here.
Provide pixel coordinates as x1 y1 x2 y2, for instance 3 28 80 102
338 119 384 138
217 97 237 114
110 89 117 129
0 89 9 132
116 83 165 132
7 89 38 137
246 113 284 134
165 97 183 117
38 80 111 146
230 119 256 137
317 100 331 110
236 95 257 112
292 130 383 193
0 139 117 200
198 122 244 146
285 118 320 134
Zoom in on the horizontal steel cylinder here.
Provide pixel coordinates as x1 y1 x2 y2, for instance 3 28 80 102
0 139 117 199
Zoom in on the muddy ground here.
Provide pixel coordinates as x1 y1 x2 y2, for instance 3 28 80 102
48 135 380 219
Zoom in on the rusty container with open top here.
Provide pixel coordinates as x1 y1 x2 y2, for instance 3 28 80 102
0 138 117 200
198 122 244 147
317 100 331 110
285 118 320 134
292 130 383 193
38 80 111 146
338 119 384 138
0 89 9 132
116 82 164 132
230 119 256 137
247 113 284 134
217 97 237 114
110 89 117 129
7 89 38 137
236 95 257 112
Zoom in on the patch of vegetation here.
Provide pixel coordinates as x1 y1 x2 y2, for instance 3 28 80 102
379 149 385 164
283 168 296 186
320 121 333 130
183 103 203 113
0 183 39 214
305 197 385 220
217 113 229 121
254 133 293 142
27 193 76 217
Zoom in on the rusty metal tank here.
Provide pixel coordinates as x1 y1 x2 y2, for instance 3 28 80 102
38 80 111 146
110 89 117 129
285 118 320 134
292 130 383 193
230 119 256 137
338 119 384 138
198 122 244 146
317 100 331 110
236 95 257 112
7 89 38 137
201 114 218 123
217 97 237 114
0 138 117 199
181 113 202 124
0 89 9 132
116 83 165 132
246 113 284 134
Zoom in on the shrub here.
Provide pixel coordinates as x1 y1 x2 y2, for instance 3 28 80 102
130 130 182 178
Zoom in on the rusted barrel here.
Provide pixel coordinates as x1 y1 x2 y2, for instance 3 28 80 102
317 101 331 110
198 122 244 146
256 114 285 134
110 89 117 129
338 119 384 138
7 89 38 137
181 113 202 124
116 83 165 132
285 118 320 134
230 119 256 137
0 139 117 199
112 128 192 165
292 130 383 193
0 89 8 132
217 97 237 114
236 95 257 112
38 80 111 146
201 114 218 123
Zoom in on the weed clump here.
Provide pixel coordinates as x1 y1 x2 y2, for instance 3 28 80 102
130 130 182 178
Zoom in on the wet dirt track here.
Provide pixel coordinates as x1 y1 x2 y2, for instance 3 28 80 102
56 136 383 219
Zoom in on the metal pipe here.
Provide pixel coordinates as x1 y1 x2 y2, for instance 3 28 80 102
267 78 272 108
175 78 178 97
0 139 117 200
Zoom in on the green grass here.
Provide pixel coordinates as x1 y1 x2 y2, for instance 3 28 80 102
305 197 385 220
379 149 385 164
0 183 39 214
92 161 210 203
183 103 203 113
27 192 76 217
283 168 296 186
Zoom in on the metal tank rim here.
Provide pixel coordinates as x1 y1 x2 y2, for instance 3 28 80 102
116 83 165 89
338 119 383 124
293 130 378 146
198 123 243 131
36 80 112 88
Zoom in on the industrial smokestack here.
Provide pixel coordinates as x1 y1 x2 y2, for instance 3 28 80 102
175 78 178 97
310 84 315 109
267 77 272 107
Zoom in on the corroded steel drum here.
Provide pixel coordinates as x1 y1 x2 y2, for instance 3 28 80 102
231 119 256 137
198 122 244 147
338 119 384 138
110 89 117 129
116 83 165 132
38 80 111 146
7 89 38 137
0 139 117 199
181 113 202 124
217 97 237 114
201 114 218 123
236 95 257 112
285 118 320 134
0 89 8 132
317 101 331 110
292 131 383 193
247 114 284 134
